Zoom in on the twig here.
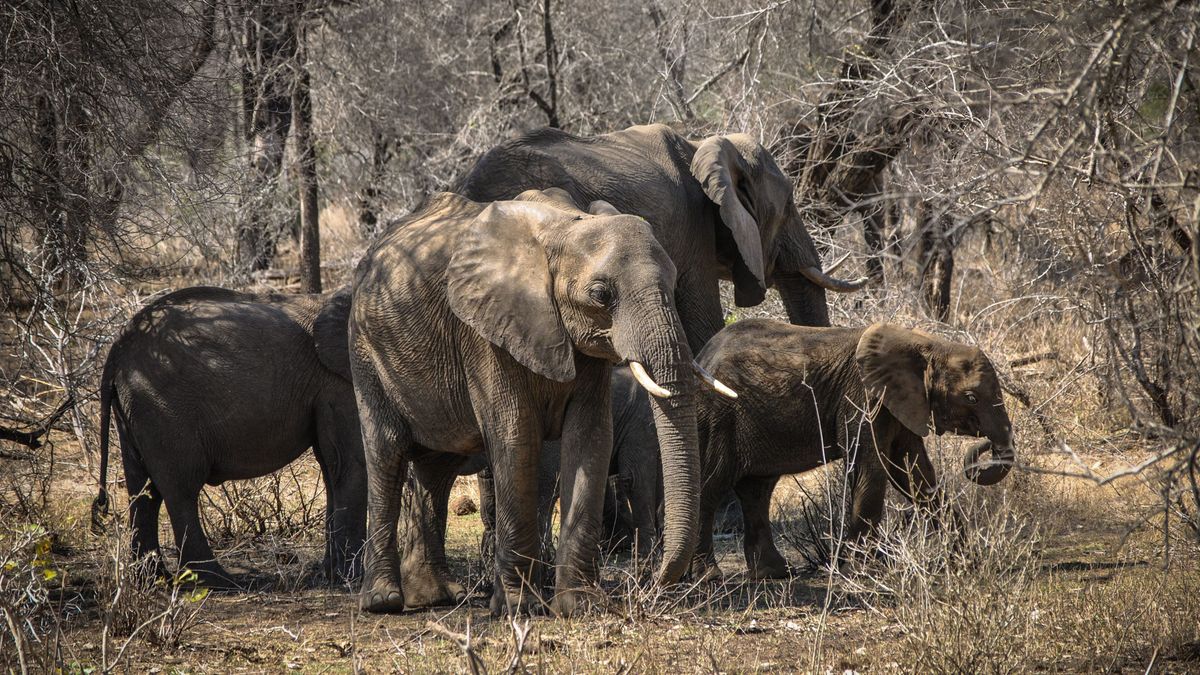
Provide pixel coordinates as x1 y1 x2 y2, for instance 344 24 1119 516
426 619 487 675
1009 351 1059 368
0 395 75 450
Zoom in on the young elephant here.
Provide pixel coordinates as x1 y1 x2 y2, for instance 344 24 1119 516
92 286 364 586
349 188 725 615
691 319 1016 580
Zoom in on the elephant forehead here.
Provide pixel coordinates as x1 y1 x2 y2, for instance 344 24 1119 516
572 217 665 257
944 349 998 384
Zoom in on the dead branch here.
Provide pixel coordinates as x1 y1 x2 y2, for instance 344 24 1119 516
0 396 75 450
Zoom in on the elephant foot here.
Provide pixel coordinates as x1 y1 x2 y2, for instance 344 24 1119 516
360 580 406 614
551 587 598 617
488 583 543 617
182 563 240 591
403 575 467 609
689 558 724 584
747 561 793 581
746 549 792 580
322 552 363 587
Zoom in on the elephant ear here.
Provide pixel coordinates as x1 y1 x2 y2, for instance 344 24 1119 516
855 323 933 437
314 286 353 382
690 135 767 307
448 202 576 383
587 199 621 216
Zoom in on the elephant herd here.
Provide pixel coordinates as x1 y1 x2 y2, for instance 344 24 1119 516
91 123 1016 616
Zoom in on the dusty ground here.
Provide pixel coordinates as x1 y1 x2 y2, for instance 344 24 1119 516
6 437 1197 674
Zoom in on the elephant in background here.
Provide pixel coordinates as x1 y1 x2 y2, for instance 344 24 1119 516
456 123 868 349
91 286 365 586
689 320 1016 580
349 188 728 615
399 122 867 608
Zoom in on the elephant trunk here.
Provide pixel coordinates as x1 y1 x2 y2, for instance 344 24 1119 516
614 296 700 585
648 389 699 584
773 272 832 328
963 424 1016 486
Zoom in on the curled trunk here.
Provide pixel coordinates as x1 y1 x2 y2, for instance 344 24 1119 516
963 439 1015 486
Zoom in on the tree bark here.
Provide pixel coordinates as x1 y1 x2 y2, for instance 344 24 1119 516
294 22 321 293
239 1 298 272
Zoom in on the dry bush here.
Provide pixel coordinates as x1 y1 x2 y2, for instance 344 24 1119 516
94 515 210 654
0 523 65 672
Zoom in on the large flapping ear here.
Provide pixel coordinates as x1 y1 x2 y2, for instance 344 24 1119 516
448 201 576 383
855 323 933 437
690 135 767 306
313 286 354 382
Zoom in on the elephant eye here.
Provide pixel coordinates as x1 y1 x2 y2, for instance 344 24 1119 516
587 281 613 307
965 392 979 404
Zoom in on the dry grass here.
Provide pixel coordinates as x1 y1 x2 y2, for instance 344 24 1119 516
1 201 1197 673
1 430 1196 673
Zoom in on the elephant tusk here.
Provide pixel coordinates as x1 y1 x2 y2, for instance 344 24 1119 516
692 361 737 399
799 265 871 293
824 252 852 275
629 361 673 399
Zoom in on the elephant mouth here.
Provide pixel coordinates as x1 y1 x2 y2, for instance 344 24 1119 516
963 440 1015 486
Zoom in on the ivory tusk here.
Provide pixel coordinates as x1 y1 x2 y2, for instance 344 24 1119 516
629 361 673 399
824 252 852 275
799 265 871 293
692 361 737 399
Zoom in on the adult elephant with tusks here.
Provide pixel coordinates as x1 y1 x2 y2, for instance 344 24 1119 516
349 188 734 615
400 123 868 608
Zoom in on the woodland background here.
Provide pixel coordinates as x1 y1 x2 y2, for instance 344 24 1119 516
1 0 1199 672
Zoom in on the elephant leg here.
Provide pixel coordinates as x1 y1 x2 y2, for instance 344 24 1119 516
118 428 167 578
477 467 496 578
354 373 410 614
399 450 468 609
488 430 547 616
161 485 232 588
617 415 661 566
126 476 166 578
734 476 789 579
314 399 368 585
551 365 612 616
536 441 561 568
313 444 366 584
689 494 722 583
883 429 942 534
842 451 888 551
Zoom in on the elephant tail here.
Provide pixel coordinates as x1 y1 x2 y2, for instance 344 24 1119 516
91 369 116 535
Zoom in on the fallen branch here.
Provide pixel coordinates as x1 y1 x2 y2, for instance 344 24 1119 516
426 619 487 675
1009 350 1060 368
0 395 75 450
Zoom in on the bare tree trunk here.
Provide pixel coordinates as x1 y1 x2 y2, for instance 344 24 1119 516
294 22 320 294
239 1 298 272
358 130 392 237
916 205 954 322
648 2 693 121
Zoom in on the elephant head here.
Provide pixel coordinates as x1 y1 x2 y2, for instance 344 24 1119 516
690 134 868 322
854 323 1015 486
447 188 725 583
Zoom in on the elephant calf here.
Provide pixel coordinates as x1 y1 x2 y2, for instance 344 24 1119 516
691 319 1016 580
91 286 365 586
